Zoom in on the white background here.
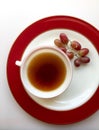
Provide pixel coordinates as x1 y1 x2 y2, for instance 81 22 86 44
0 0 99 130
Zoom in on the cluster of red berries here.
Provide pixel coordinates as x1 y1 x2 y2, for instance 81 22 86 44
54 33 90 67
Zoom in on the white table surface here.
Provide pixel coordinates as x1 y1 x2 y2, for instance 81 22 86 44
0 0 99 130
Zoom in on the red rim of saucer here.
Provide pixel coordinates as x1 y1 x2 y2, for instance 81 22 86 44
7 16 99 125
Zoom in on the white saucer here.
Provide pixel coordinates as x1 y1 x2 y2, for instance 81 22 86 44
21 29 99 111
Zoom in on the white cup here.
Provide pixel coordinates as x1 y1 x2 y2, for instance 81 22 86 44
15 46 72 98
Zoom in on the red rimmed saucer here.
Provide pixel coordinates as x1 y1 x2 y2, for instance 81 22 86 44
7 16 99 124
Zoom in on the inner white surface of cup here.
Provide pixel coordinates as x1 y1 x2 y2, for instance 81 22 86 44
20 47 72 98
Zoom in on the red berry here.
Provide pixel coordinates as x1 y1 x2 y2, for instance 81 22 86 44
80 56 90 63
74 58 81 67
54 39 65 47
60 33 69 44
59 47 67 53
71 41 81 50
66 51 74 59
78 48 89 57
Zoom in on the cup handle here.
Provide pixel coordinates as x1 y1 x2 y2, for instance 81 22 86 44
15 60 22 67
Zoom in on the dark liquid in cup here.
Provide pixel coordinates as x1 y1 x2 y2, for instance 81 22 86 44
27 52 66 91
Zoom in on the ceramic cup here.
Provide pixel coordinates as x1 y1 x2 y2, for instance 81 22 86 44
15 46 72 98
